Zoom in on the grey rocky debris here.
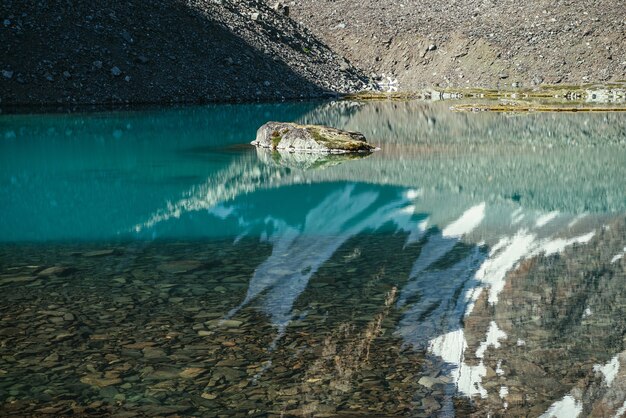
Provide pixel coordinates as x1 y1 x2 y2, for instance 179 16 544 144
251 121 377 153
271 2 289 16
289 0 626 88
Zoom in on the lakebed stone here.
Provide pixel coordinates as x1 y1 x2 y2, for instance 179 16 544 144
4 226 623 416
251 122 377 153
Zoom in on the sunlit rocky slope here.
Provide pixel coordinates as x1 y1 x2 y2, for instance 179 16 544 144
289 0 626 89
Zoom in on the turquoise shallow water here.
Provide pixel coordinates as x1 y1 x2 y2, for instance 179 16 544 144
0 101 625 416
0 103 320 241
1 101 625 242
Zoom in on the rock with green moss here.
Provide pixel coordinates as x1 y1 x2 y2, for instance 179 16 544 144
251 122 377 153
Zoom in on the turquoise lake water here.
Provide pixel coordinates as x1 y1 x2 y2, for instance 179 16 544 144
0 101 625 416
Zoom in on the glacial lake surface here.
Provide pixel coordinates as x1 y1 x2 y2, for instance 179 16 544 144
1 101 625 417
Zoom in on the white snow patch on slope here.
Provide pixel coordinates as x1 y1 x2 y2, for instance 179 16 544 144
539 395 582 418
442 203 485 238
613 400 626 418
474 230 536 304
473 228 596 307
429 322 506 399
611 247 626 263
429 329 487 398
594 355 620 386
476 321 507 359
536 211 560 228
539 232 595 256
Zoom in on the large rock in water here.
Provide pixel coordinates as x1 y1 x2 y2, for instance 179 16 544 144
251 122 377 153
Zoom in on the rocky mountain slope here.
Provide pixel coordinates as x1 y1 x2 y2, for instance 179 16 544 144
289 0 626 89
467 215 626 417
0 0 365 106
2 1 625 106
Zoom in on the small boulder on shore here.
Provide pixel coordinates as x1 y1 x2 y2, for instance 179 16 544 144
251 122 377 153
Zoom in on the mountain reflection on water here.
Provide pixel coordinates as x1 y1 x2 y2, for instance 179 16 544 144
0 101 625 417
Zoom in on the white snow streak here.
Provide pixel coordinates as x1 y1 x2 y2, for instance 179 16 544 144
594 355 621 386
536 211 560 228
442 203 486 238
539 395 583 418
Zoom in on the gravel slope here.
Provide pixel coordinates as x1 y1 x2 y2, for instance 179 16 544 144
0 0 366 106
2 0 625 106
289 0 626 89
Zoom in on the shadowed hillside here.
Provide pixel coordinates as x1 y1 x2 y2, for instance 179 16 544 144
0 0 365 106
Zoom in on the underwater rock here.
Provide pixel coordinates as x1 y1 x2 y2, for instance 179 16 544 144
251 122 377 153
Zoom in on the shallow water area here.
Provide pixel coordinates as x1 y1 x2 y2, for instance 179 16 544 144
1 100 625 417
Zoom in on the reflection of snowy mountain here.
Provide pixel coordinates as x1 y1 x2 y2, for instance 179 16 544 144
299 100 626 213
136 100 625 235
126 100 625 416
385 200 598 415
465 215 626 417
132 142 619 414
225 185 421 342
192 176 612 417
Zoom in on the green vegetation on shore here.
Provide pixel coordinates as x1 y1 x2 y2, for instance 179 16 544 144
342 83 626 112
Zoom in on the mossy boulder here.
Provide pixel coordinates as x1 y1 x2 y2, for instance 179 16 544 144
251 122 377 153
